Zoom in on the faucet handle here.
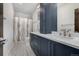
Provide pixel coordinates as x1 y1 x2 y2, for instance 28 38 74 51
68 29 72 37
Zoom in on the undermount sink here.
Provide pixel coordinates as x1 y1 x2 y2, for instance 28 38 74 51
60 35 79 41
71 37 79 40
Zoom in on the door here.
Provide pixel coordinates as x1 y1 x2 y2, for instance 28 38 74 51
40 3 57 34
0 3 3 37
45 3 57 33
0 3 3 56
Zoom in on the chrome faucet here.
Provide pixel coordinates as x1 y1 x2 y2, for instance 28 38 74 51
59 29 66 36
67 29 71 37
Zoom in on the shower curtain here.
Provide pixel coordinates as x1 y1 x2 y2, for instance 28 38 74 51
13 17 32 42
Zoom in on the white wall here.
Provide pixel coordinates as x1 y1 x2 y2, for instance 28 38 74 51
14 12 32 38
32 5 40 32
3 3 14 56
15 12 30 18
57 3 79 32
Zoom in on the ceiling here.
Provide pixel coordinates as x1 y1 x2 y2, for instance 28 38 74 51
13 3 38 17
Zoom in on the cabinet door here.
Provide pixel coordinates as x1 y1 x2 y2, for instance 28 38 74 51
54 42 71 56
40 37 50 56
40 3 57 34
30 34 41 55
50 40 79 56
70 47 79 56
54 42 66 56
45 3 57 33
30 33 51 56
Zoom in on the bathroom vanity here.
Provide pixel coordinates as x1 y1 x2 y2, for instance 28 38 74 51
30 3 79 56
30 32 79 56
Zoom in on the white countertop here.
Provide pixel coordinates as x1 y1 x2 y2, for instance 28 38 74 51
31 32 79 49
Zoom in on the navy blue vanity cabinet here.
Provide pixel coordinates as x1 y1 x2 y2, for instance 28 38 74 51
50 40 73 56
69 47 79 56
53 41 79 56
49 40 79 56
40 37 50 56
54 42 71 56
30 33 79 56
40 3 57 34
30 33 50 56
50 41 56 56
30 33 41 55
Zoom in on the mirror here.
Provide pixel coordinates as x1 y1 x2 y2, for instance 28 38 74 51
58 3 79 33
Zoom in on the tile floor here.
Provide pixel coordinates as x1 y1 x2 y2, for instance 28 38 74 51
8 37 35 56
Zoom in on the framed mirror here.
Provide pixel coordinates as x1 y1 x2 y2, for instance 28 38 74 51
75 8 79 32
58 3 79 33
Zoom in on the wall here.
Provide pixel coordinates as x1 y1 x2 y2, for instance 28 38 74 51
57 3 79 32
14 12 32 39
3 3 14 56
32 4 40 32
14 12 29 42
15 12 30 18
